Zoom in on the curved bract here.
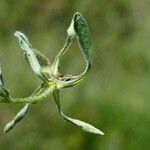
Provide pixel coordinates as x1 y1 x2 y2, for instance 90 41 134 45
0 12 104 136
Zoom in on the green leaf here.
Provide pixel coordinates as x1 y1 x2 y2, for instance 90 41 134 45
0 59 4 86
15 31 51 82
0 60 10 101
4 84 45 133
54 12 92 71
63 115 104 135
14 31 41 75
53 12 93 89
34 49 51 67
67 17 76 38
24 49 51 77
53 90 104 135
74 12 92 67
24 49 50 67
51 12 93 79
0 86 10 100
4 104 30 133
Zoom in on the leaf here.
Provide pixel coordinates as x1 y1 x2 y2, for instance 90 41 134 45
24 49 51 67
0 59 4 86
63 115 104 135
53 90 104 135
4 84 45 133
4 104 30 133
0 86 10 100
53 12 93 89
74 12 92 67
24 49 51 77
52 12 92 75
67 17 76 38
34 49 51 67
14 31 42 77
0 60 10 101
14 31 50 80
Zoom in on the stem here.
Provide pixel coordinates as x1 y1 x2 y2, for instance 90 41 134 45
0 83 56 104
51 36 72 77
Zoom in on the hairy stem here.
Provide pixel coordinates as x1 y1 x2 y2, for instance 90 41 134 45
0 82 56 104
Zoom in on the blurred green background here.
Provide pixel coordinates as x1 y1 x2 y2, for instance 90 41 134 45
0 0 150 149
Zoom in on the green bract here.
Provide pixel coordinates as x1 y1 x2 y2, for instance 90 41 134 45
0 12 104 136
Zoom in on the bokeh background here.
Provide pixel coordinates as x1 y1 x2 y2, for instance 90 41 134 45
0 0 150 150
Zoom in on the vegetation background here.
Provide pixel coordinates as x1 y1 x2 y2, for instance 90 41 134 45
0 0 150 149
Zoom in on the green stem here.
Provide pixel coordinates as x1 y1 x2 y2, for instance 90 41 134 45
51 36 72 77
0 83 56 104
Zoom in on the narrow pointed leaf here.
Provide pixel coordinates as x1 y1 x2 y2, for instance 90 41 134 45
0 60 10 101
4 104 30 133
53 90 104 135
15 31 51 82
14 31 41 76
4 84 45 133
0 86 10 100
24 49 51 67
24 49 52 76
0 59 4 86
34 49 51 67
62 114 104 135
